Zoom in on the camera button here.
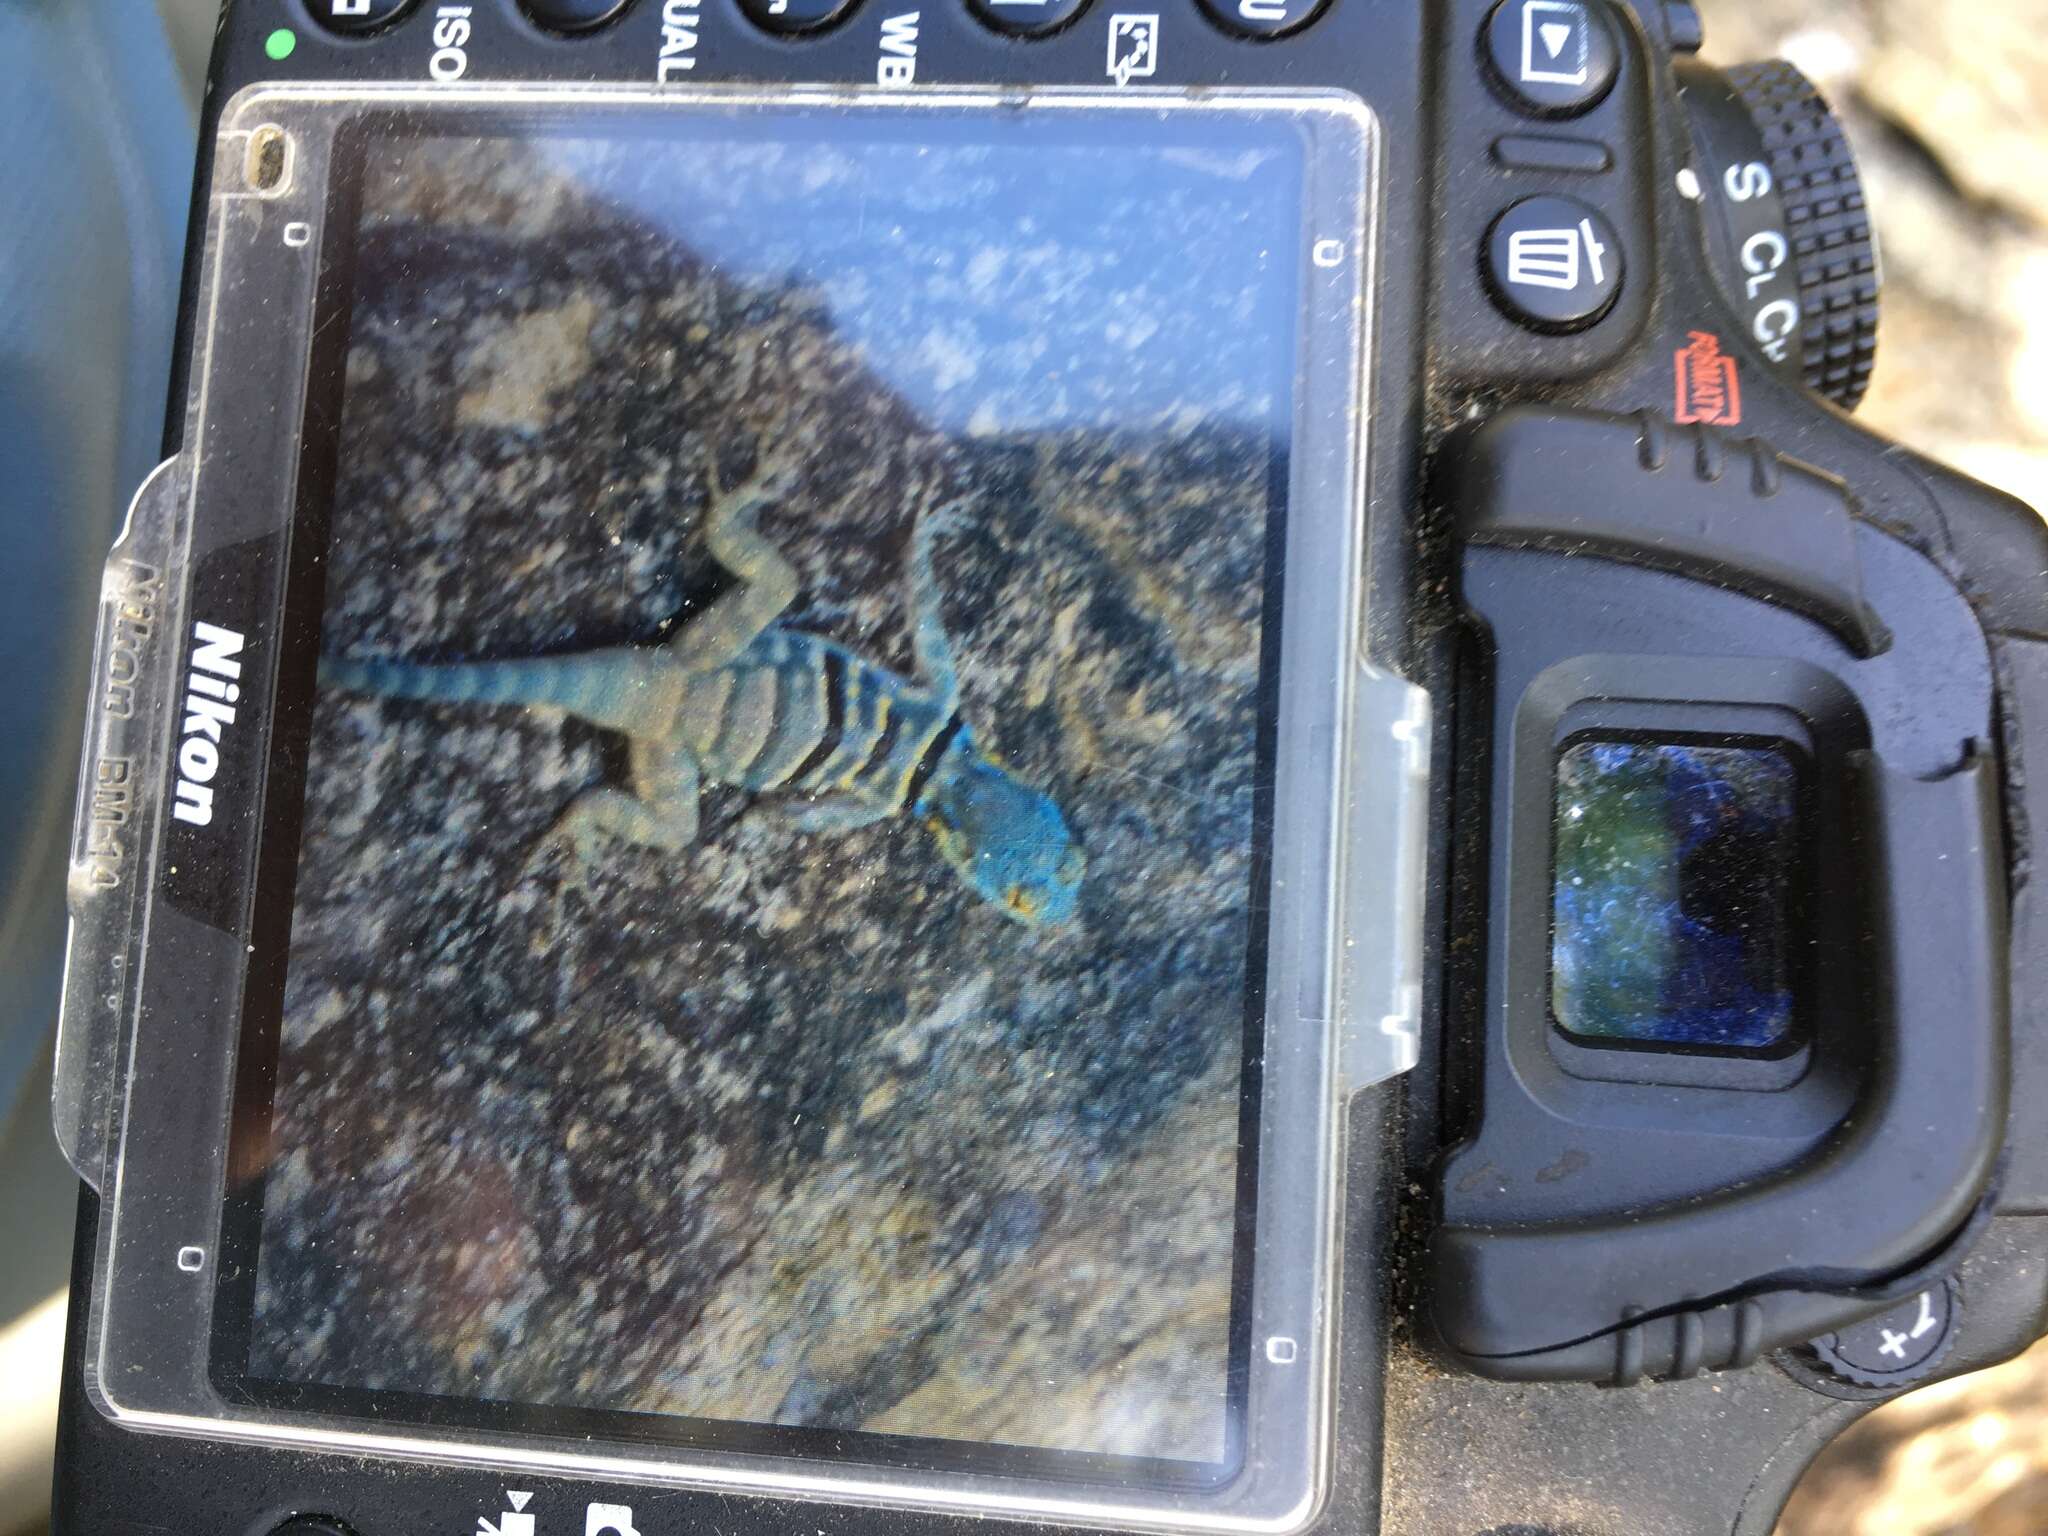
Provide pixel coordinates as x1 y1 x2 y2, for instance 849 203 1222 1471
1483 195 1624 332
966 0 1091 38
1490 133 1613 175
304 0 417 35
1195 0 1332 41
1483 0 1620 118
519 0 634 30
1657 1 1704 54
739 0 861 34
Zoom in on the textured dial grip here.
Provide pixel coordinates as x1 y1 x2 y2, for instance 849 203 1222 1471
1724 60 1880 412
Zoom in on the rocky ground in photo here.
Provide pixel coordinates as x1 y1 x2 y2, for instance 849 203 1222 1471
249 124 1291 1465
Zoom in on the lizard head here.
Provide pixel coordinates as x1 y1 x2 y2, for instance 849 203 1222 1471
921 749 1085 926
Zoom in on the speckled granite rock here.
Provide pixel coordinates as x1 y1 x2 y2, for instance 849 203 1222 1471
248 124 1293 1464
1702 0 2048 516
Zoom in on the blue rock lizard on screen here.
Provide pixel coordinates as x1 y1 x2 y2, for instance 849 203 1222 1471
323 457 1084 926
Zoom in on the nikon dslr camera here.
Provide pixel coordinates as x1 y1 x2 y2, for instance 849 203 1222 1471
49 2 2048 1534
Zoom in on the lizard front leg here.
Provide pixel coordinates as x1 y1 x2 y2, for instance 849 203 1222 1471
780 796 896 835
908 498 973 713
670 455 803 675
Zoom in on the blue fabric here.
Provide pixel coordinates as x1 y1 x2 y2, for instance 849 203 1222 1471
0 0 194 1130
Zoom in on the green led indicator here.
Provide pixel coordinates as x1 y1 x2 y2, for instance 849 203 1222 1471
264 28 297 61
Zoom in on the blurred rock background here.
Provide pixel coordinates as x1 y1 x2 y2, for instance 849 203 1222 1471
1699 5 2048 1532
1702 1 2048 513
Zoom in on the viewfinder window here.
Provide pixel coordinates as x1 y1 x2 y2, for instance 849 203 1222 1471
1551 738 1801 1054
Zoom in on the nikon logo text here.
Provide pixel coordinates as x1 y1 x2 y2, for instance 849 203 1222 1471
171 623 245 828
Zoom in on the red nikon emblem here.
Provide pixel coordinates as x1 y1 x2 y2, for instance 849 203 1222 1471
1673 330 1742 426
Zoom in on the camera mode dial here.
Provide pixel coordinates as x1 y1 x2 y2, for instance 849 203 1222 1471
1679 59 1880 413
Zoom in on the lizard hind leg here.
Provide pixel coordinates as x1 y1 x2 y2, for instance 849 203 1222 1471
521 735 703 916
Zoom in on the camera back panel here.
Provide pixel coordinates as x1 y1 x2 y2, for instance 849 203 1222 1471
52 5 2048 1536
54 4 1441 1535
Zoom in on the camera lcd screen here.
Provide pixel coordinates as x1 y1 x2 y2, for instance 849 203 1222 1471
214 104 1312 1485
1551 738 1802 1054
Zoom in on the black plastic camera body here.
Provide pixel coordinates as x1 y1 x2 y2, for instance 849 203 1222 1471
49 3 2048 1536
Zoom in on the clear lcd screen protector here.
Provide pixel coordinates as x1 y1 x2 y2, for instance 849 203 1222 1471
68 87 1406 1534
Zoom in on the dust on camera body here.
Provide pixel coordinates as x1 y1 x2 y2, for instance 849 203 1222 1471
47 3 2048 1536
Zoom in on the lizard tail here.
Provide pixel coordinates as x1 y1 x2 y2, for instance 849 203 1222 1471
321 650 667 734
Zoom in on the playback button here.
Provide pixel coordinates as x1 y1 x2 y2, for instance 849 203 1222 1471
1484 0 1619 117
1483 195 1624 332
